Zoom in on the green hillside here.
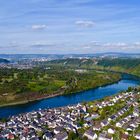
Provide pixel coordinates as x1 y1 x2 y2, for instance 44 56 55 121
46 58 140 77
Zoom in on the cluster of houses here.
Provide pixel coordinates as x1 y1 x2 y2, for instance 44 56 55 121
0 64 33 70
0 91 139 140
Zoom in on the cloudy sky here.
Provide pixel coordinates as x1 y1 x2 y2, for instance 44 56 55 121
0 0 140 54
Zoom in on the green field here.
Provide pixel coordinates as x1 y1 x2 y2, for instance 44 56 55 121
0 66 121 106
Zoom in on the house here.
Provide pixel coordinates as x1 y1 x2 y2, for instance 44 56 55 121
126 125 135 131
135 133 140 140
93 123 102 131
43 131 53 140
96 103 103 109
118 111 123 116
108 115 117 122
133 108 139 117
85 113 99 121
1 129 11 138
65 124 76 132
124 116 130 122
7 133 15 140
82 106 87 113
121 133 129 140
70 115 77 121
72 122 81 129
98 132 113 140
83 128 97 140
53 132 68 140
54 127 64 134
101 119 109 127
108 128 115 134
136 118 140 125
0 123 6 128
19 135 26 140
116 121 123 127
130 122 138 128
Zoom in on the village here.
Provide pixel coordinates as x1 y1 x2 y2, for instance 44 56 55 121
0 91 140 140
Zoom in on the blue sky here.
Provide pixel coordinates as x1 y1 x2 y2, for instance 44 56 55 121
0 0 140 54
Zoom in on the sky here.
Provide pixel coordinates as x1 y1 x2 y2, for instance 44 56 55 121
0 0 140 54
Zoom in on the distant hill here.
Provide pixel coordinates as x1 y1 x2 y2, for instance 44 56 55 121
46 58 140 77
46 58 140 67
0 58 10 63
0 52 140 60
97 58 140 68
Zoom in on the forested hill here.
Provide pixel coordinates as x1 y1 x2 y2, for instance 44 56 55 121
46 58 140 77
98 58 140 77
46 58 140 68
0 58 10 63
47 58 94 66
97 58 140 68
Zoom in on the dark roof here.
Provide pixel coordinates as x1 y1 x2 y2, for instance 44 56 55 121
44 131 53 138
54 132 68 140
110 115 116 120
85 128 96 136
99 133 112 139
54 126 64 132
101 119 108 125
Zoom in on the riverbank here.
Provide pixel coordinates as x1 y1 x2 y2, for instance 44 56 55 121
1 71 140 108
0 93 62 107
0 88 66 107
0 76 121 108
0 68 121 107
0 75 139 118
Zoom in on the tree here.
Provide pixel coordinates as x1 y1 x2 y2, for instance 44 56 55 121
83 136 88 140
128 136 136 140
113 132 120 140
93 106 98 112
127 87 133 92
68 131 77 140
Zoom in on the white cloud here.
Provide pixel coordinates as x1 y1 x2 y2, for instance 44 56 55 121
103 42 127 47
31 24 47 30
134 42 140 46
75 20 95 28
83 46 91 49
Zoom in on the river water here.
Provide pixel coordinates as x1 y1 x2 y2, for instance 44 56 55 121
0 74 139 118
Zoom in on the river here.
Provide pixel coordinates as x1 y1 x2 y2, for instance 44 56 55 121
0 74 139 118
